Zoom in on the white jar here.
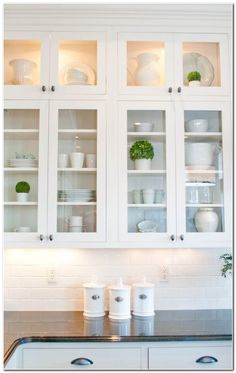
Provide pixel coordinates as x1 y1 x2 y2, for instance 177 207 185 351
132 279 155 317
194 208 219 232
109 279 131 320
83 282 105 318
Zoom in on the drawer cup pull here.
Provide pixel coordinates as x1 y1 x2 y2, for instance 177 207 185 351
139 294 147 300
71 357 93 366
115 296 123 302
196 356 218 364
91 294 100 300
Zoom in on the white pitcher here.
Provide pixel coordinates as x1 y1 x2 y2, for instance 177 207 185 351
133 53 160 86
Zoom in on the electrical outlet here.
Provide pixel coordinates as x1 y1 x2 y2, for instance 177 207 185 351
160 266 169 282
47 268 57 283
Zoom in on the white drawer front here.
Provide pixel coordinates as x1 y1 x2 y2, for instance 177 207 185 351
149 345 232 370
23 347 142 370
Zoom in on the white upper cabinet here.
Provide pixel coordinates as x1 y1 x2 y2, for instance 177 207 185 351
4 31 106 99
118 32 230 96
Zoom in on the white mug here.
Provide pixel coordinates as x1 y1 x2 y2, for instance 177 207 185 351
66 216 83 226
14 226 31 232
58 153 69 168
86 154 97 168
142 189 155 204
70 152 84 168
133 190 142 204
69 226 83 233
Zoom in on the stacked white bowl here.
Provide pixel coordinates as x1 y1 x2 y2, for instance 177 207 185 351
67 216 83 232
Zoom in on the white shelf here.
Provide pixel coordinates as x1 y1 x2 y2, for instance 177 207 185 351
57 202 96 206
4 202 38 206
184 132 222 140
128 203 166 208
58 129 97 140
4 129 39 140
4 167 38 172
185 170 223 174
128 132 166 141
58 168 96 173
128 170 166 175
186 204 223 208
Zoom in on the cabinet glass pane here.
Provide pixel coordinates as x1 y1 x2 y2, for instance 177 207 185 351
57 109 97 233
127 41 165 86
4 40 41 85
183 42 221 87
184 110 224 233
4 109 39 232
127 110 167 233
58 41 97 86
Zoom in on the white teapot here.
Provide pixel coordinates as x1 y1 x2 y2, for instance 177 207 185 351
133 52 160 86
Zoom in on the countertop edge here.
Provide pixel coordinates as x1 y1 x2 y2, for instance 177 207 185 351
4 334 232 366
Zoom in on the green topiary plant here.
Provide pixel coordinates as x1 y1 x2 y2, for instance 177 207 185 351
130 140 154 161
187 71 201 82
15 181 30 193
220 254 232 278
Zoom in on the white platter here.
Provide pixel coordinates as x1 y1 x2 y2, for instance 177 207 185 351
183 52 215 87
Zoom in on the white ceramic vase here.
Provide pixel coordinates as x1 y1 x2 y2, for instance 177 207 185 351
134 159 151 170
194 208 219 232
16 193 29 202
134 53 160 86
189 80 200 87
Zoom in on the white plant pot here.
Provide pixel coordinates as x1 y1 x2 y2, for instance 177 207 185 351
194 208 219 232
16 193 29 202
189 80 200 87
134 159 151 170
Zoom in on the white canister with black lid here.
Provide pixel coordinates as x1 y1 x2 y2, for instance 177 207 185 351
132 278 155 317
83 281 105 318
109 278 131 320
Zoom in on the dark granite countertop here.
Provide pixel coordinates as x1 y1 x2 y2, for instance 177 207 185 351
4 310 232 363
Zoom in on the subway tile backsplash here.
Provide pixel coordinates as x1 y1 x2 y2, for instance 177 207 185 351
4 248 232 311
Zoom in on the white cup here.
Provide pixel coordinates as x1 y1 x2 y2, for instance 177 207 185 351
69 226 83 233
86 154 97 168
142 189 155 204
70 152 84 168
14 226 31 232
66 216 83 226
58 153 69 168
133 190 142 204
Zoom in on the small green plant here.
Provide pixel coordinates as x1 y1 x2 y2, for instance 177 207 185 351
187 71 201 82
15 181 30 193
130 140 154 161
220 253 232 278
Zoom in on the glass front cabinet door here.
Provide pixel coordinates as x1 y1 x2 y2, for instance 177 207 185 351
118 102 176 246
4 101 48 244
175 102 232 247
174 33 230 96
47 101 106 243
4 32 50 99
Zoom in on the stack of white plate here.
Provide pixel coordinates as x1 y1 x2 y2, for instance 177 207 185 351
7 158 38 168
58 189 96 202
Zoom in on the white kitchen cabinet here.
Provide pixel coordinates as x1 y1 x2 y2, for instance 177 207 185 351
4 31 106 100
5 340 232 371
4 5 232 249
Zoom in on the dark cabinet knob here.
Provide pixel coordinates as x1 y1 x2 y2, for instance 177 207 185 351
91 294 100 300
177 87 182 93
170 234 175 241
41 85 46 92
196 356 218 364
180 234 184 241
49 234 53 241
71 358 93 366
115 296 123 302
139 294 148 300
39 234 44 241
51 85 55 92
168 87 172 93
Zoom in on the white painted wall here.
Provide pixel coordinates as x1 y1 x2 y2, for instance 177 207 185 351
4 247 232 311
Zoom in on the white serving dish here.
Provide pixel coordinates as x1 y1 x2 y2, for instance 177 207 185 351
185 119 208 132
137 220 157 233
133 122 154 132
185 143 214 167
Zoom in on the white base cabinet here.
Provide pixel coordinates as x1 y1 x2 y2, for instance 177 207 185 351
5 341 232 371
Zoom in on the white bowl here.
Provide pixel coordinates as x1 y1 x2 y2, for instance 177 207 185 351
185 143 214 166
137 220 157 233
185 119 208 133
133 122 154 132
